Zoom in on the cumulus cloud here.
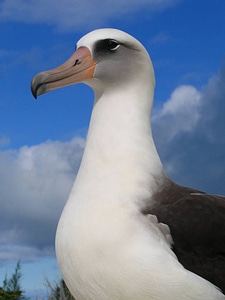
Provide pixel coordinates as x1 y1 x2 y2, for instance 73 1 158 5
0 137 85 264
0 0 180 31
152 65 225 194
153 85 201 144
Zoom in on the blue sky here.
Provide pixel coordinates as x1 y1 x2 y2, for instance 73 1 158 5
0 0 225 298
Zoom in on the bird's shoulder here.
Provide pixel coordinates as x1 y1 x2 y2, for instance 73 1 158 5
142 179 225 252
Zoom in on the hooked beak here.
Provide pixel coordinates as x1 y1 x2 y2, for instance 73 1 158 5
31 47 96 99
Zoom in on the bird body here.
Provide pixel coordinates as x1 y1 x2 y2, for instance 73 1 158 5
31 28 225 299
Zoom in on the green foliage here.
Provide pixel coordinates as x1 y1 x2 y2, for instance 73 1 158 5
0 287 22 300
0 261 27 300
1 261 75 300
45 278 75 300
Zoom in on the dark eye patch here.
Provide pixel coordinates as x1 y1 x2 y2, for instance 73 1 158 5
94 39 121 57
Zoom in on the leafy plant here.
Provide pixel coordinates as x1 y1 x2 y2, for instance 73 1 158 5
0 261 28 300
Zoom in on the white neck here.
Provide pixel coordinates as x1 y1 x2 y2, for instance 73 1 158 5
73 82 166 207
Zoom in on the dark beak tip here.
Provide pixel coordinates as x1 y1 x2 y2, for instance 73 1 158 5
30 72 49 99
30 78 38 99
30 86 37 99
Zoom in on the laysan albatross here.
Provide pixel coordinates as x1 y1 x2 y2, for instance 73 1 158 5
31 28 225 299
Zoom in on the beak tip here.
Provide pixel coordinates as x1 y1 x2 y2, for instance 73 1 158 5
30 73 48 99
30 77 38 99
31 86 37 99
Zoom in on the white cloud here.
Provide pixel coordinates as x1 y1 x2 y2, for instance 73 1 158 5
0 137 85 264
153 85 202 143
0 244 53 262
152 65 225 194
0 0 180 31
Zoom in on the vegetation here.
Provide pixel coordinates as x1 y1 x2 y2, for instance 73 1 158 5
0 261 27 300
0 261 75 300
45 278 75 300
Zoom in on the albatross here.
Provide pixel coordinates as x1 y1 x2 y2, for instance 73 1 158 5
31 28 225 299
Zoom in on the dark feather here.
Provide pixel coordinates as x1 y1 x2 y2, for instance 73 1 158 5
142 178 225 293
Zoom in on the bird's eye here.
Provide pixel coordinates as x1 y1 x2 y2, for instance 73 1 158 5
107 40 120 51
94 39 120 56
